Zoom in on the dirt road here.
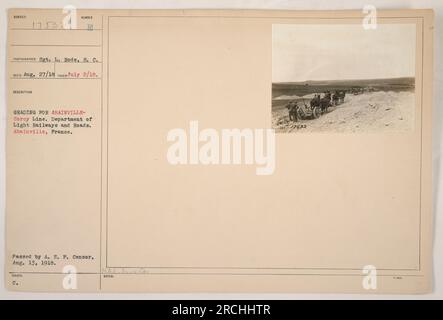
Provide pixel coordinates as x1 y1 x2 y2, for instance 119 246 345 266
272 91 415 133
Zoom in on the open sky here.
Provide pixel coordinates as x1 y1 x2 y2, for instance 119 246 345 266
272 23 416 83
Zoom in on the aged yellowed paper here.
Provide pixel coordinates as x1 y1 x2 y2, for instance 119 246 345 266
6 8 434 293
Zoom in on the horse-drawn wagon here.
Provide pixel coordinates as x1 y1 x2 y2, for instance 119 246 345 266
285 90 346 121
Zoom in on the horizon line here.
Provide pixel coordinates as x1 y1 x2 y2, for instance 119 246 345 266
273 76 415 84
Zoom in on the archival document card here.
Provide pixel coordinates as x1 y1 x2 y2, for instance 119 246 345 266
6 9 434 293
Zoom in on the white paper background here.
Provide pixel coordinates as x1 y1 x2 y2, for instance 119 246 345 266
0 0 442 299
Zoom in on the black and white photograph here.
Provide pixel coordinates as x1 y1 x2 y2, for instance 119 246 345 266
1 1 442 303
272 24 417 133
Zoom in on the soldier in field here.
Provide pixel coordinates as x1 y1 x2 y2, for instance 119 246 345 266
286 100 299 122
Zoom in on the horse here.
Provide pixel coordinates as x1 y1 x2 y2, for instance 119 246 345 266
338 91 346 104
332 91 340 106
310 94 321 108
319 92 332 112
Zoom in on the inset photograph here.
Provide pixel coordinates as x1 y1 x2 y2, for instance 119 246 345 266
272 24 416 133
